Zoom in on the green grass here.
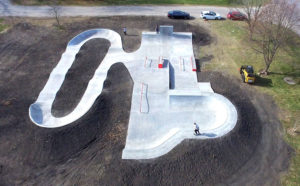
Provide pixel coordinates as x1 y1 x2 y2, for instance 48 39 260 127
0 19 8 33
200 20 300 185
12 0 236 6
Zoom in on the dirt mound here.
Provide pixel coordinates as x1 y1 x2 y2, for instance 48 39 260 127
0 17 292 185
51 38 111 117
197 71 293 185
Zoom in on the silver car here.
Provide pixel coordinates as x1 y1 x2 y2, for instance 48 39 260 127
200 11 221 20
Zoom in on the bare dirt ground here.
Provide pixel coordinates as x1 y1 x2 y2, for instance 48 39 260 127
0 16 293 185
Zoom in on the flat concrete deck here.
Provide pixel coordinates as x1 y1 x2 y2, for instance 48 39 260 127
29 26 237 159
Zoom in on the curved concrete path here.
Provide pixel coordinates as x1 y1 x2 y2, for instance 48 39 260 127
29 29 125 128
29 26 237 159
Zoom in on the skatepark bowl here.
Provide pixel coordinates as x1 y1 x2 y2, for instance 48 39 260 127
29 26 237 159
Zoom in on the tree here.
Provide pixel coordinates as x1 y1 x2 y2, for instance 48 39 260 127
50 0 61 27
253 0 299 74
239 0 266 40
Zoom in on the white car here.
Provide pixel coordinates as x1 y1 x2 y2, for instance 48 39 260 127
200 11 222 20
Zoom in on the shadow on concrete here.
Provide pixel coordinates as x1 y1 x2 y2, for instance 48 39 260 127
169 62 175 89
163 59 169 68
201 133 217 137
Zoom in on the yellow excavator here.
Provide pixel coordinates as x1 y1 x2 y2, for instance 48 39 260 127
240 65 255 83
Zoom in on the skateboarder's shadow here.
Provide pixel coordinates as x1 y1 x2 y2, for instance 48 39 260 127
199 133 217 137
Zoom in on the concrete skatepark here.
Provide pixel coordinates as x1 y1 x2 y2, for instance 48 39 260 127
0 17 293 185
29 25 237 159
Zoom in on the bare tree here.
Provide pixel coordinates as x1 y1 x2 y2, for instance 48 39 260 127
239 0 266 40
50 0 61 27
253 0 299 74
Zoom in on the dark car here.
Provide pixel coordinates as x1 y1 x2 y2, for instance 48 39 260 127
168 10 190 19
227 11 247 20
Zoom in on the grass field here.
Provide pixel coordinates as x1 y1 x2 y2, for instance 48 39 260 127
0 19 8 33
199 20 300 185
12 0 236 6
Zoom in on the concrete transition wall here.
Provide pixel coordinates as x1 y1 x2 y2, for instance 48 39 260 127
29 26 237 159
159 25 173 35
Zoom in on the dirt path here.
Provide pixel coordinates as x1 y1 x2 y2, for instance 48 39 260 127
0 16 292 185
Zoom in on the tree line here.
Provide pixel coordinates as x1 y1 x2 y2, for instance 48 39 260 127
238 0 299 74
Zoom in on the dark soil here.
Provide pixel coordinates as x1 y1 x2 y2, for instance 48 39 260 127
51 38 111 117
0 16 292 185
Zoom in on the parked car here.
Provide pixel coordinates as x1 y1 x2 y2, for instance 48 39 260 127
227 11 247 20
168 10 190 19
200 11 221 20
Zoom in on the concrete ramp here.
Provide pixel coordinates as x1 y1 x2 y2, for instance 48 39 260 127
122 92 237 159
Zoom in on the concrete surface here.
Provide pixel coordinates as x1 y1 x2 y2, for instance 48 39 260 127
29 26 237 159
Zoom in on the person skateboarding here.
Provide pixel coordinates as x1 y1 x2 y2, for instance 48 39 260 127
194 122 200 135
123 27 127 35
